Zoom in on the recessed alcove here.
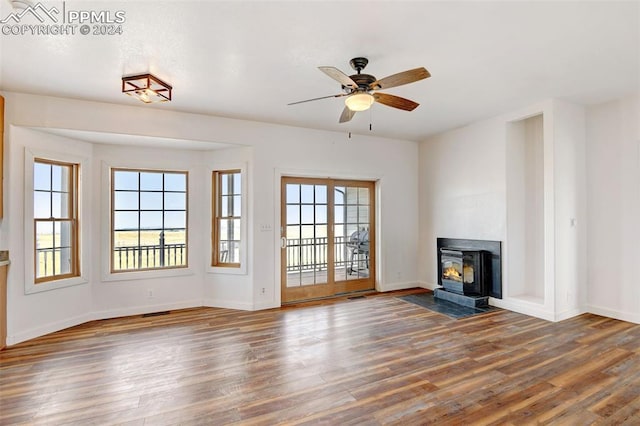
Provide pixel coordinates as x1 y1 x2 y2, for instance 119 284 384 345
506 114 545 304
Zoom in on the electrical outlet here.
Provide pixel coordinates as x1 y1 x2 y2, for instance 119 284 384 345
261 287 266 294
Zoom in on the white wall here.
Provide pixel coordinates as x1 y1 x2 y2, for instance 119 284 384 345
586 95 640 323
1 92 420 344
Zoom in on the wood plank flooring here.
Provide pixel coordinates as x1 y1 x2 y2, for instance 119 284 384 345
1 289 639 425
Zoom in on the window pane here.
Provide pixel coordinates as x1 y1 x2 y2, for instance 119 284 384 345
54 221 72 249
140 172 163 191
59 247 72 275
51 165 69 192
315 185 327 203
334 205 344 224
334 186 345 205
346 206 358 224
163 229 186 245
165 211 186 229
114 171 138 190
140 211 162 229
165 173 186 192
358 206 370 223
301 205 314 224
114 191 139 210
221 195 230 217
232 219 241 240
233 195 241 217
219 218 230 239
315 205 327 224
301 185 314 204
286 225 300 239
114 211 138 231
233 173 241 193
34 192 51 218
51 192 70 218
164 192 186 210
36 221 54 249
140 192 163 210
346 187 358 204
287 205 300 225
34 162 51 191
113 230 138 249
358 187 370 204
286 184 299 204
220 174 229 195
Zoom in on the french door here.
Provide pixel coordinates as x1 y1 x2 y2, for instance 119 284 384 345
281 177 375 303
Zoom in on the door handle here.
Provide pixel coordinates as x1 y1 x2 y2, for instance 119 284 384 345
281 237 287 249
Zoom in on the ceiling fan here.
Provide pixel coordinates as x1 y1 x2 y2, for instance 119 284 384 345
288 57 431 123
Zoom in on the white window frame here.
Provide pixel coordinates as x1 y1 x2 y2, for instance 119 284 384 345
101 161 195 282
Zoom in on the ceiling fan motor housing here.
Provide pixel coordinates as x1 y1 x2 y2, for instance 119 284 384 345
342 74 377 92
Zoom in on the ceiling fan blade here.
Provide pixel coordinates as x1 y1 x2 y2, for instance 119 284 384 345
319 66 358 89
370 67 431 90
339 106 356 123
373 93 420 111
288 93 347 106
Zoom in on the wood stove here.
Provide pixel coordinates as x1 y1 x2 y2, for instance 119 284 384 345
440 248 491 297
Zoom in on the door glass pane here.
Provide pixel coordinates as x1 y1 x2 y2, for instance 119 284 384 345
335 185 371 281
285 184 329 287
286 184 299 204
300 185 314 204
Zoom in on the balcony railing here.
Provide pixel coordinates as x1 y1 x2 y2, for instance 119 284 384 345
285 236 368 272
38 236 364 273
113 243 187 270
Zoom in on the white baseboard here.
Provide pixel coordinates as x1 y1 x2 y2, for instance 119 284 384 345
554 307 585 322
586 304 640 324
489 297 555 322
252 300 279 311
377 280 420 292
7 312 94 346
416 280 438 290
202 298 254 311
92 299 203 321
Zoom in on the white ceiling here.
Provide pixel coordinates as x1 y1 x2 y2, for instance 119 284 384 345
1 1 638 142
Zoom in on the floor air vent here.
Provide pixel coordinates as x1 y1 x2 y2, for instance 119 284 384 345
142 311 170 317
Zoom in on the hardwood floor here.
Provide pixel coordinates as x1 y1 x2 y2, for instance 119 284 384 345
1 289 638 425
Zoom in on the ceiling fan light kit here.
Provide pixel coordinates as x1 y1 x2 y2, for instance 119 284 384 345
345 92 374 112
289 57 430 123
122 73 172 104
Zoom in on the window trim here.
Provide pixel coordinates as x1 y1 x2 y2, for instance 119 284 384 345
24 148 89 294
33 158 80 284
110 167 189 274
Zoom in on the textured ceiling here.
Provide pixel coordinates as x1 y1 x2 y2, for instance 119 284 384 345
1 0 638 142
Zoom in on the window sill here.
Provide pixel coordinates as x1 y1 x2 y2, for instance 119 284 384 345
102 267 194 282
26 275 88 294
207 265 247 276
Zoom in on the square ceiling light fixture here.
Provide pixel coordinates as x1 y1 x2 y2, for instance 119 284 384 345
122 73 172 103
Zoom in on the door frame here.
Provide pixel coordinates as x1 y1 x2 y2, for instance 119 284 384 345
279 175 377 304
